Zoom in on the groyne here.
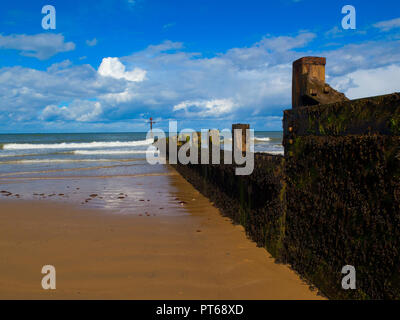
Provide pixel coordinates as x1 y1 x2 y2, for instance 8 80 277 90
283 92 400 299
166 58 400 299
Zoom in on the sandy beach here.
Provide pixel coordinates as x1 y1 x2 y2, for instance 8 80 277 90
0 168 322 300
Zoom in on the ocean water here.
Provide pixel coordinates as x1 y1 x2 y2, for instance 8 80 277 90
0 131 283 161
253 131 283 155
0 132 283 212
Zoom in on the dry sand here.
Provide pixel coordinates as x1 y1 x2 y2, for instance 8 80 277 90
0 170 322 299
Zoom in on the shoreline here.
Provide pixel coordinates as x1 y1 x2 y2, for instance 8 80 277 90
0 167 322 299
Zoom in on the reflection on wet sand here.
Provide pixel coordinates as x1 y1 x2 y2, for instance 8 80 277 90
0 169 322 299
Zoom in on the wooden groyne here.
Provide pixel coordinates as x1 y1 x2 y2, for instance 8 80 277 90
166 57 400 299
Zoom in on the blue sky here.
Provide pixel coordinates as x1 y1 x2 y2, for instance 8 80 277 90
1 0 400 132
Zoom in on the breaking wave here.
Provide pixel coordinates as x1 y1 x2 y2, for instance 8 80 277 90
254 137 271 142
2 139 154 150
0 158 143 165
73 150 159 155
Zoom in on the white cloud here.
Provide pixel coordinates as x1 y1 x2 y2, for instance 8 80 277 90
2 31 400 131
86 38 98 46
119 36 312 120
259 32 316 52
330 64 400 99
98 57 147 82
222 32 315 70
322 40 400 76
373 17 400 32
0 63 126 119
40 101 103 122
325 26 344 38
173 99 237 117
0 33 75 60
101 89 136 104
146 40 184 53
46 60 72 73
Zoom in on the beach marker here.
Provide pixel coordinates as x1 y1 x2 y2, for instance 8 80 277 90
148 117 156 132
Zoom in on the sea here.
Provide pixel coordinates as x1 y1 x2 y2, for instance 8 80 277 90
0 132 283 212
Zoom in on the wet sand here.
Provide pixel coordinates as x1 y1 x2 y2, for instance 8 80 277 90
0 170 322 299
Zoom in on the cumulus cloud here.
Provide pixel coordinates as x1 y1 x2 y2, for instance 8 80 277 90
330 64 400 99
2 30 400 132
46 60 73 72
101 89 137 105
98 57 147 82
321 40 400 76
0 33 75 60
222 32 315 70
0 63 126 121
40 101 103 122
119 35 313 120
102 34 400 126
173 99 237 117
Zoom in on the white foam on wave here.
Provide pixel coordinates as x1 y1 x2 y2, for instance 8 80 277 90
258 150 284 155
73 150 159 155
254 137 271 142
0 154 17 158
220 137 271 143
0 158 143 165
0 151 74 158
2 139 154 150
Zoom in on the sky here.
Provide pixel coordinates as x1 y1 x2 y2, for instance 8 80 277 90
0 0 400 133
